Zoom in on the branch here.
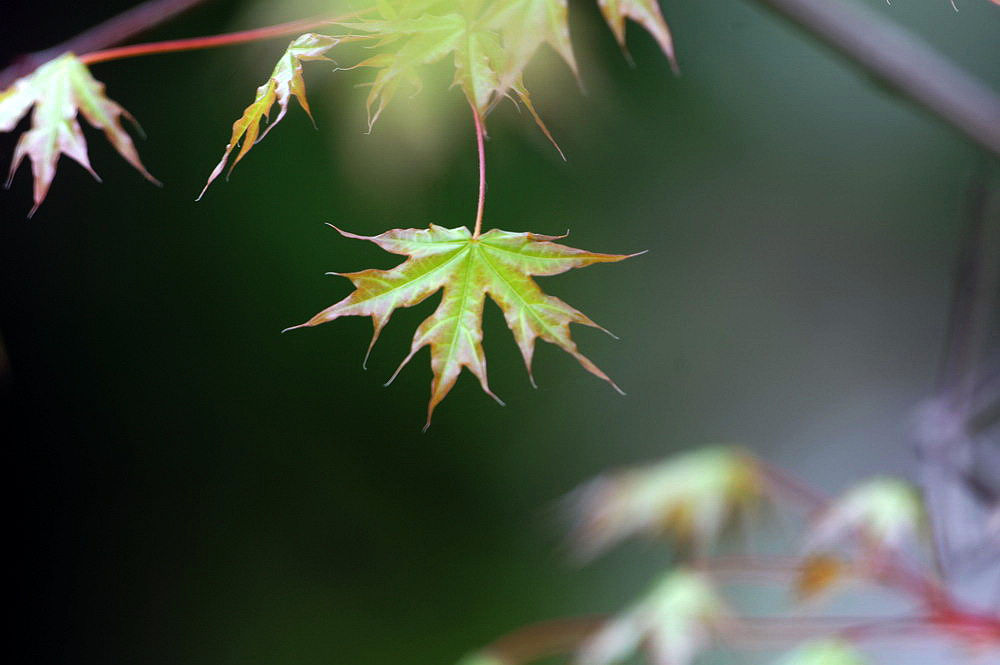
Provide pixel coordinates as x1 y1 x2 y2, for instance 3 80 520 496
1 0 211 88
78 17 343 65
750 0 1000 156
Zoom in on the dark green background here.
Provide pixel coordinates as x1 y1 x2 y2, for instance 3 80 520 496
2 1 997 663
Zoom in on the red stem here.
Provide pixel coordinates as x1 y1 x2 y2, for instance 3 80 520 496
79 15 358 65
1 0 209 87
471 100 486 239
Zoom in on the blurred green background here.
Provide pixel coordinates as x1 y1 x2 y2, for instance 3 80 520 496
1 1 998 663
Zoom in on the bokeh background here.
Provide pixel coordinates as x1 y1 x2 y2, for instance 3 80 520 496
2 1 998 663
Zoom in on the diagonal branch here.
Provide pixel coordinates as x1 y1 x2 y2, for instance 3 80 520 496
1 0 212 88
751 0 1000 156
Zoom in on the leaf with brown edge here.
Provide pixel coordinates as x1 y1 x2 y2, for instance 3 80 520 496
285 224 639 428
1 52 158 217
199 33 351 198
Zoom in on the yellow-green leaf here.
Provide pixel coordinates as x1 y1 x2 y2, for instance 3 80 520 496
199 33 348 198
286 224 637 428
1 53 158 216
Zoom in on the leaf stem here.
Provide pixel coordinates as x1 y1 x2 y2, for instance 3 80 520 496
471 100 487 239
78 14 364 65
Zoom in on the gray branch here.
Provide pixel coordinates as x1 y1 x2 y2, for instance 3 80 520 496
751 0 1000 156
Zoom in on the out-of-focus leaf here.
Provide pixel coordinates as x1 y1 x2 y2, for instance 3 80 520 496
794 554 846 601
806 477 927 554
569 446 763 557
1 53 158 216
775 640 867 665
285 225 637 428
455 652 507 665
335 0 677 133
200 33 350 197
576 568 726 665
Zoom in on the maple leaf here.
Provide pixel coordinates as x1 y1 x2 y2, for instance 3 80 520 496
285 224 638 428
482 0 578 88
341 10 508 127
576 568 727 665
804 477 927 555
1 53 158 216
342 0 677 130
568 446 764 558
199 33 351 198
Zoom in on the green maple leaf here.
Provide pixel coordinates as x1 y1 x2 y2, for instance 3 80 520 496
285 224 638 428
0 52 158 216
341 0 676 128
342 9 506 126
199 33 353 197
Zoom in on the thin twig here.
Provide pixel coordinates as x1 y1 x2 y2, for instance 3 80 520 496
79 16 343 65
751 0 1000 156
0 0 210 88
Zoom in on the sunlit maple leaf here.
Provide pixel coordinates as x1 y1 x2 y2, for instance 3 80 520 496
199 33 352 198
1 52 158 216
340 9 506 126
338 0 677 130
285 224 638 428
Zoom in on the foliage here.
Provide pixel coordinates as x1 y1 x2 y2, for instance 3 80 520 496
570 446 763 557
0 52 157 216
199 32 351 197
805 477 927 554
456 449 998 665
577 567 726 665
284 225 636 427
